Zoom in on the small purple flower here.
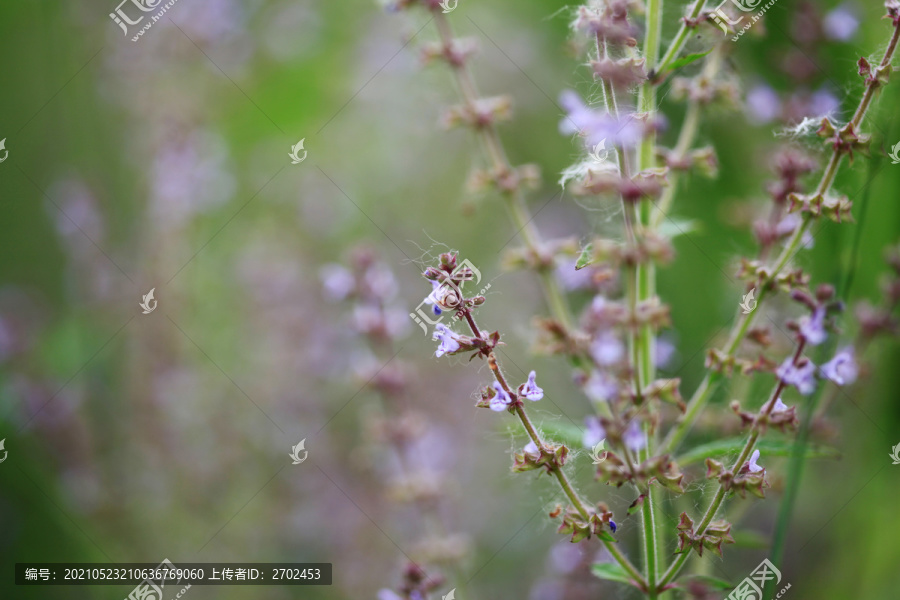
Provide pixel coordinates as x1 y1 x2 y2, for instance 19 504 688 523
320 264 355 301
558 90 643 148
590 331 625 366
608 519 617 533
764 396 791 414
490 382 513 412
798 307 827 346
524 440 539 455
424 280 443 316
432 323 461 357
623 420 647 452
654 336 676 369
823 5 859 41
583 371 618 403
777 357 817 395
775 213 815 248
746 449 763 473
583 416 606 448
520 370 544 401
806 89 841 118
820 347 859 386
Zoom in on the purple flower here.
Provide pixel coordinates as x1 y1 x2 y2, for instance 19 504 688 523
775 213 815 248
746 85 782 124
746 449 763 473
823 5 859 41
524 440 540 455
320 264 355 301
798 307 827 345
424 280 443 316
623 420 647 452
777 357 817 395
608 519 617 533
520 370 544 401
432 323 461 357
654 336 676 369
583 416 606 448
806 89 840 118
490 382 514 412
583 371 618 403
764 396 791 414
590 331 625 366
820 347 859 386
377 591 402 600
558 90 643 148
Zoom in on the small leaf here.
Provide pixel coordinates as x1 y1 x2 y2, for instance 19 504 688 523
627 494 646 515
591 563 635 587
677 438 840 467
680 574 733 591
597 529 617 542
575 243 595 270
667 49 713 72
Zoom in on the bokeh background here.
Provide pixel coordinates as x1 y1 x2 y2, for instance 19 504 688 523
1 0 900 599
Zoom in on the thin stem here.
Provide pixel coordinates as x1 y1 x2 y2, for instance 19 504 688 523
653 0 707 81
659 19 900 456
460 310 646 587
659 341 805 588
432 13 576 333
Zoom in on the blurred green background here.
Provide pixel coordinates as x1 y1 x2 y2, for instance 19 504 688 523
1 0 899 598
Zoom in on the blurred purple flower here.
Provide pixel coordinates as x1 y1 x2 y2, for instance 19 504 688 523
521 370 544 401
320 264 355 301
624 420 647 452
524 440 539 455
807 89 840 117
583 416 606 448
377 591 402 600
590 332 625 366
799 307 827 345
775 213 815 248
777 358 817 395
820 347 859 385
558 90 643 148
432 323 461 357
823 5 859 41
583 371 618 403
424 280 443 316
764 396 791 414
746 85 782 124
490 381 514 411
655 337 676 369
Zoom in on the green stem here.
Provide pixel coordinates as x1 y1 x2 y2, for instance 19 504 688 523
653 0 706 81
637 0 664 595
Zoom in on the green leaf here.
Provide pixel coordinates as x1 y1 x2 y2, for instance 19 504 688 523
575 243 594 270
680 574 733 591
591 563 635 586
676 438 841 467
667 49 713 72
657 217 702 240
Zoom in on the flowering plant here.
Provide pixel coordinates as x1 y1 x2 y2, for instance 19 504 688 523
354 1 900 598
